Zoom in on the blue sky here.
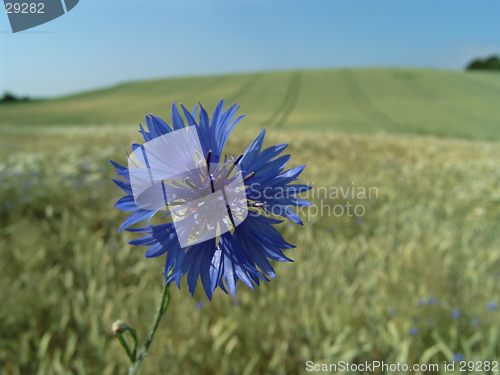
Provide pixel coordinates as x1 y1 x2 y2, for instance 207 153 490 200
0 0 499 97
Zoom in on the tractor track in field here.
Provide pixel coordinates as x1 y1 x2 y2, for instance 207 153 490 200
262 71 303 128
225 73 265 105
428 72 500 102
404 74 500 131
456 73 500 98
341 69 403 132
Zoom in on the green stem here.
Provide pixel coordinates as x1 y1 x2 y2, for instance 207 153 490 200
127 275 172 375
126 325 139 360
112 320 138 364
116 334 135 364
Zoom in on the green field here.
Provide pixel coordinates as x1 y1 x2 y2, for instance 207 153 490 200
1 68 500 139
1 69 500 374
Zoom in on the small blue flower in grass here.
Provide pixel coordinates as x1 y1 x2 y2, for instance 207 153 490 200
194 301 204 310
453 353 464 362
409 327 418 336
486 301 498 311
428 296 437 305
111 100 311 300
450 309 461 319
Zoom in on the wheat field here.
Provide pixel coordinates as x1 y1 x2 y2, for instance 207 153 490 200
1 118 500 373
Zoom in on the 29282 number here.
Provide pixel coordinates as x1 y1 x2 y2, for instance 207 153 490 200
459 361 498 371
5 3 45 14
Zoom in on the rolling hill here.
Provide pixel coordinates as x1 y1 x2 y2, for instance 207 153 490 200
1 68 500 139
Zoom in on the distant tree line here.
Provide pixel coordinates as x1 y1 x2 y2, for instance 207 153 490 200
466 55 500 71
0 92 31 103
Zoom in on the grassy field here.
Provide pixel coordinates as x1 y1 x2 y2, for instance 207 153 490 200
1 125 500 374
1 69 500 374
1 68 500 139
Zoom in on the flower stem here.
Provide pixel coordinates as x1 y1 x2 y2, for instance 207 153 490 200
112 320 138 364
116 334 135 364
127 274 172 375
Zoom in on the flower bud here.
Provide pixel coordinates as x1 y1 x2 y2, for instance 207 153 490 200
112 320 127 335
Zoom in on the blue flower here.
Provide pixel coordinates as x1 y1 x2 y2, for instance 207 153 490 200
453 353 464 362
450 309 461 319
194 301 204 310
409 327 418 336
111 101 311 300
486 301 498 311
428 296 437 305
